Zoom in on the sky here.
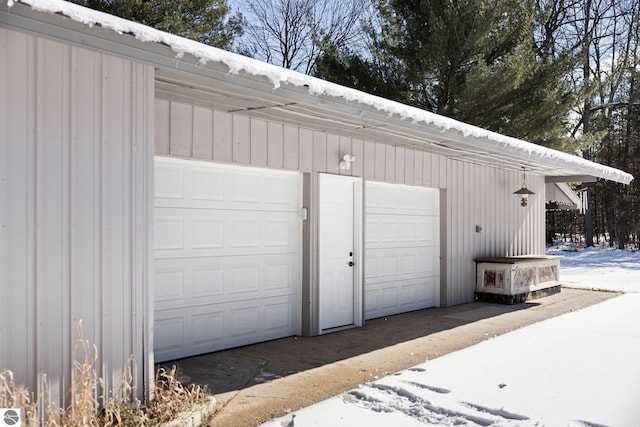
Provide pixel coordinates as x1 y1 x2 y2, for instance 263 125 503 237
261 247 640 426
8 0 632 185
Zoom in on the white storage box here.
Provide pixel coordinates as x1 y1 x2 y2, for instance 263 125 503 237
474 256 561 304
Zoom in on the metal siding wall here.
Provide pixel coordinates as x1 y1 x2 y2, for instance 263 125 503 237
0 28 153 404
0 27 37 395
298 128 313 171
268 122 284 168
36 36 71 403
445 159 546 305
250 117 268 166
283 125 300 170
351 138 365 178
362 140 375 180
154 95 547 308
404 149 414 185
193 104 213 159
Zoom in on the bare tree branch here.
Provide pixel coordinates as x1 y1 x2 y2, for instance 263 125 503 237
238 0 369 74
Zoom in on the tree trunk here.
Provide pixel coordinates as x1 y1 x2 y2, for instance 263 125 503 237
582 0 595 247
616 74 634 249
546 210 556 245
584 183 595 246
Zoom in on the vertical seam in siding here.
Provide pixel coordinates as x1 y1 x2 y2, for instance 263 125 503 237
26 33 37 389
123 58 132 377
92 50 101 368
61 42 72 396
34 36 45 397
100 52 109 393
0 28 7 375
145 65 155 401
190 98 194 158
445 159 451 305
69 44 78 390
129 60 137 364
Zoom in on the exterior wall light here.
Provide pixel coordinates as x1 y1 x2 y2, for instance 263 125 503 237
339 154 356 170
514 167 535 207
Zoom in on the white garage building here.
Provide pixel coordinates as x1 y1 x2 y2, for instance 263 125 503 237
0 0 633 404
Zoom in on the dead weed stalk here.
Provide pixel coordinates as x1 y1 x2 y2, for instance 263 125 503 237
0 321 211 426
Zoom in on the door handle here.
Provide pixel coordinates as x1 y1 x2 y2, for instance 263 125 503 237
348 261 355 267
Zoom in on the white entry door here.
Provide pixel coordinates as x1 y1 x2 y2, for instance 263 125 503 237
318 174 362 331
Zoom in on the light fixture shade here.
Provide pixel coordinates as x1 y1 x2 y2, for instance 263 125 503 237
514 185 535 206
514 186 535 197
514 167 535 207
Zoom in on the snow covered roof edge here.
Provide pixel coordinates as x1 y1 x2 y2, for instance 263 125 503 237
6 0 633 185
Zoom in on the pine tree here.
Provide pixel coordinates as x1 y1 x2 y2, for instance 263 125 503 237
69 0 242 49
315 0 580 148
457 47 578 149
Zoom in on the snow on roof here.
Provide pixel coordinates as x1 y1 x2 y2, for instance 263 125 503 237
5 0 634 184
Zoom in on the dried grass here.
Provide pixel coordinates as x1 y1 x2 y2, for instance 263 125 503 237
145 366 209 425
0 321 211 426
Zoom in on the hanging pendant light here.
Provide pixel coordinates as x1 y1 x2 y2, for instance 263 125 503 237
514 167 535 207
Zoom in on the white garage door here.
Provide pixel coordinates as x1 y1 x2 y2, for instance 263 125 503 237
154 157 301 362
365 182 439 320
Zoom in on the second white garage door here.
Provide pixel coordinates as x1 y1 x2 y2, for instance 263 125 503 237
153 157 301 362
365 182 439 320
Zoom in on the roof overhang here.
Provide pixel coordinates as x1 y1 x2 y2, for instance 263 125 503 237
545 183 582 210
1 0 634 185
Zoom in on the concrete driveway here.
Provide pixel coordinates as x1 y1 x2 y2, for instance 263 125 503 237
156 288 617 427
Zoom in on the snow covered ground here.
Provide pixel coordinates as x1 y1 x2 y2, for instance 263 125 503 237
262 248 640 426
548 246 640 293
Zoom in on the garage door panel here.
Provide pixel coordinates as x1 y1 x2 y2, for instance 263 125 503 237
156 157 300 211
155 217 185 250
228 306 261 339
193 312 225 346
154 317 185 354
154 212 302 254
154 295 297 362
154 254 298 310
264 218 298 248
230 172 261 204
192 217 225 249
264 175 302 206
155 208 299 258
365 277 437 319
230 262 259 293
397 285 417 306
154 310 226 361
365 181 439 320
192 168 224 202
155 266 187 304
192 265 225 298
366 215 437 247
366 183 438 216
264 301 295 332
365 247 438 283
154 157 301 362
155 164 186 200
